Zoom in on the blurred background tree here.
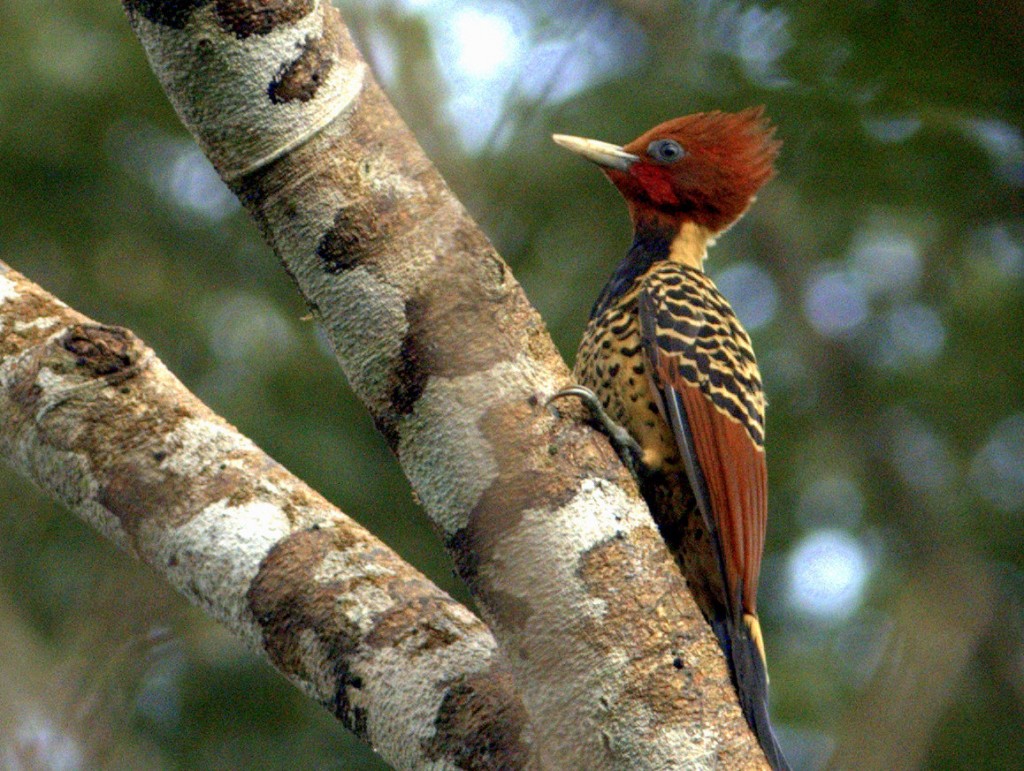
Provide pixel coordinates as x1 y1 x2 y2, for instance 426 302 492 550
1 1 1021 768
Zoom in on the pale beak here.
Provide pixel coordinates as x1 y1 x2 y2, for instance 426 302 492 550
552 134 640 171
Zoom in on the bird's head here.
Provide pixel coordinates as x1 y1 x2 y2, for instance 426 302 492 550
553 107 780 235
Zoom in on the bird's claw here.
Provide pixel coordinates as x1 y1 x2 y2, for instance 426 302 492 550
547 386 644 478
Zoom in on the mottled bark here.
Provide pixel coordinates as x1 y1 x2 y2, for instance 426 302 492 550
117 0 768 768
4 0 772 766
0 262 532 771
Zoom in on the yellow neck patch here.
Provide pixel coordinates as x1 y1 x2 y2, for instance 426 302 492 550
668 221 712 270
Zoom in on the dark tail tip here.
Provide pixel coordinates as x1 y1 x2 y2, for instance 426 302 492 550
712 617 791 771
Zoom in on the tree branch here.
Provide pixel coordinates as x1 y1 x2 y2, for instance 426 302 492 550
0 0 771 765
117 0 767 767
0 261 531 770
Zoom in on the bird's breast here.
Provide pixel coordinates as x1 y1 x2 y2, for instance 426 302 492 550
573 283 680 472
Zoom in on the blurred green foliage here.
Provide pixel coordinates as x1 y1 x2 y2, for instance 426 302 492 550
1 1 1022 768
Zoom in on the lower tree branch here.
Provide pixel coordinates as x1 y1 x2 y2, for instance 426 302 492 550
0 261 533 770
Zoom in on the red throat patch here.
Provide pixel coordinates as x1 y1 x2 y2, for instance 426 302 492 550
630 164 678 207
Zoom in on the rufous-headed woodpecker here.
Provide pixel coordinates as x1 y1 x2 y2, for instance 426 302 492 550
551 108 788 770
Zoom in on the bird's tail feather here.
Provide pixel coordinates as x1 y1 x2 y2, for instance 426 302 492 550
711 615 790 771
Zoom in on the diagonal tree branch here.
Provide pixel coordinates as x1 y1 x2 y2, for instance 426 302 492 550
118 0 766 767
0 261 531 770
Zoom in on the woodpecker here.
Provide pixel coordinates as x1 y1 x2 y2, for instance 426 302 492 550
551 108 788 770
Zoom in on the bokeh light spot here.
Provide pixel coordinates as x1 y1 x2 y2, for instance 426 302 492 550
9 711 83 770
848 227 922 297
715 261 778 330
205 292 297 366
803 268 868 337
106 121 239 223
361 28 399 88
418 1 642 152
971 223 1024 280
862 115 922 143
701 1 793 87
961 118 1024 185
449 7 522 81
787 529 870 620
517 13 645 104
878 302 945 368
30 19 111 91
167 145 238 221
970 413 1024 513
136 636 186 730
962 118 1024 160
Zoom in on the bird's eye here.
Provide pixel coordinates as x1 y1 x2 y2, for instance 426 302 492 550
647 139 685 163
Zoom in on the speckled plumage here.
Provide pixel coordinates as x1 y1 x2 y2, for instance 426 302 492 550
556 108 788 769
575 254 767 620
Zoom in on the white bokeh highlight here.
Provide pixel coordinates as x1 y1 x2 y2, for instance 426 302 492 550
787 529 870 621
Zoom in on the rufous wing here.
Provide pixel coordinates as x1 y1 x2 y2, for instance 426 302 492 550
638 270 767 618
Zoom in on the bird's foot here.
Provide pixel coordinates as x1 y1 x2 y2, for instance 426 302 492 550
547 386 644 478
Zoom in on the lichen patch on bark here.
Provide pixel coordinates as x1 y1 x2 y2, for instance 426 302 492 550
0 272 21 305
397 355 557 536
158 498 291 645
132 2 366 180
0 283 68 360
247 523 492 738
313 266 408 417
